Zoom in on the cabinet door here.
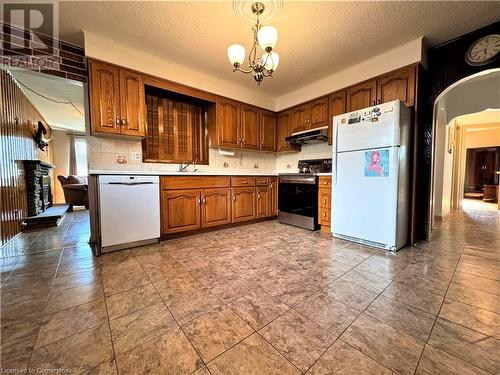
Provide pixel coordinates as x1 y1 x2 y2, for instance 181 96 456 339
347 80 377 112
161 189 201 234
256 186 270 218
217 98 241 148
89 61 121 134
119 69 145 136
309 97 328 129
376 66 415 107
231 187 256 223
201 188 231 228
269 178 278 216
241 104 260 150
319 190 331 209
292 104 308 132
259 109 276 151
328 91 346 145
318 206 331 226
277 111 291 152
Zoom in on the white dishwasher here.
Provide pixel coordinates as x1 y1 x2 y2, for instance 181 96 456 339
99 175 160 252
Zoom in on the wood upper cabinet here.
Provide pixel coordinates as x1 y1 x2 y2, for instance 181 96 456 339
328 91 346 145
347 80 377 112
309 97 329 130
90 61 121 134
201 188 231 228
376 66 415 107
119 69 145 136
241 104 260 150
216 97 241 148
276 110 298 152
89 60 145 137
231 187 256 222
259 109 276 151
292 104 309 133
161 189 201 234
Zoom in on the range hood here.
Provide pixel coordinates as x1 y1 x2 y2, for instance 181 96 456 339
285 126 329 145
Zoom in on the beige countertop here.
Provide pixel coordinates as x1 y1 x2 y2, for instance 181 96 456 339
88 170 278 176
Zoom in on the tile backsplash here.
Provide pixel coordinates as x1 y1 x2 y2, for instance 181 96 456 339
86 136 332 174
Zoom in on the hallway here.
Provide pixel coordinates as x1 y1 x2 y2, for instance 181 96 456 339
0 206 498 374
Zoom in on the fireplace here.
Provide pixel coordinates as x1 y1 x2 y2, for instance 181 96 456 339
23 160 54 217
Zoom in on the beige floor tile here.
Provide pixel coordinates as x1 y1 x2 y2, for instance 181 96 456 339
106 283 161 320
323 279 379 312
116 328 203 375
307 340 392 375
259 309 336 372
101 262 150 296
51 268 101 293
207 333 300 375
428 318 500 374
366 295 436 341
228 290 290 330
416 344 490 375
36 300 107 348
341 314 425 375
452 271 500 296
46 283 104 314
439 299 500 338
110 302 177 355
382 281 444 315
182 305 253 362
295 291 360 337
29 324 113 374
165 286 223 325
81 359 118 375
446 283 499 313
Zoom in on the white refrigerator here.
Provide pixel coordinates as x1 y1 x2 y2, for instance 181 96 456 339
331 100 411 251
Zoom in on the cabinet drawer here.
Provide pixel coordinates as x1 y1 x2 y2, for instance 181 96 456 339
256 177 270 186
231 177 256 187
319 176 332 189
161 176 230 190
319 190 331 208
318 206 331 226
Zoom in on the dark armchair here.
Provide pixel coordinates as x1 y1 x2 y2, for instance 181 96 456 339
57 175 89 210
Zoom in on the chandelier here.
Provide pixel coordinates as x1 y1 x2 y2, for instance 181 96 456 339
227 2 280 85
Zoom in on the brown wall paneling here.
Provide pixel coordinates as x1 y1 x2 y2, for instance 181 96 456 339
0 69 53 246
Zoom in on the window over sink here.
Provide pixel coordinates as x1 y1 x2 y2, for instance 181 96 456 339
142 86 209 164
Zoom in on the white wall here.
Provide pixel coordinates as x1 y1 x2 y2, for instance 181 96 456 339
433 114 454 219
275 38 423 110
83 31 276 111
52 130 71 203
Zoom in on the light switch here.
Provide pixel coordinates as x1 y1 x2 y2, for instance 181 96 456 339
130 152 141 161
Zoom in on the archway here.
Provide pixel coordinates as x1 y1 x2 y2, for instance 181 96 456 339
429 68 500 236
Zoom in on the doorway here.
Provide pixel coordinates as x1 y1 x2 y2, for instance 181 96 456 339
429 68 500 237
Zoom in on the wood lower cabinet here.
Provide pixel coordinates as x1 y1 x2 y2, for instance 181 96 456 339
347 80 377 112
201 188 231 228
162 189 201 234
89 59 145 137
256 186 270 218
231 187 256 223
318 176 332 231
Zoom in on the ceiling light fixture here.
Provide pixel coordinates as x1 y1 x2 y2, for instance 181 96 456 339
227 1 280 85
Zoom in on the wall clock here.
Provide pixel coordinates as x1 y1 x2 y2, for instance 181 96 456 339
465 34 500 66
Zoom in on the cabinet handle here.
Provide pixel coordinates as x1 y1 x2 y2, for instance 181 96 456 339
257 193 260 199
233 195 236 201
323 211 327 218
323 198 327 205
202 197 206 203
197 197 201 204
116 117 121 126
377 99 381 104
372 100 376 106
121 118 127 127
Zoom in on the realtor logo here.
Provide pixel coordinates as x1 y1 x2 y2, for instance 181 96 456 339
1 0 59 69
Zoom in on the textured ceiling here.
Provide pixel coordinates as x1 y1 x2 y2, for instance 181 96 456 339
59 1 500 96
10 70 85 132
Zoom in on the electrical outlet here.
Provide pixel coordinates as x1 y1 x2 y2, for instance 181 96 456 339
130 152 140 161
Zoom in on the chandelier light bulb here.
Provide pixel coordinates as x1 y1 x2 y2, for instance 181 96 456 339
257 25 278 52
262 52 279 71
227 44 246 67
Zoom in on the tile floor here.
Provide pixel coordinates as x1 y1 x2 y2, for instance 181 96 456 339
1 206 498 374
